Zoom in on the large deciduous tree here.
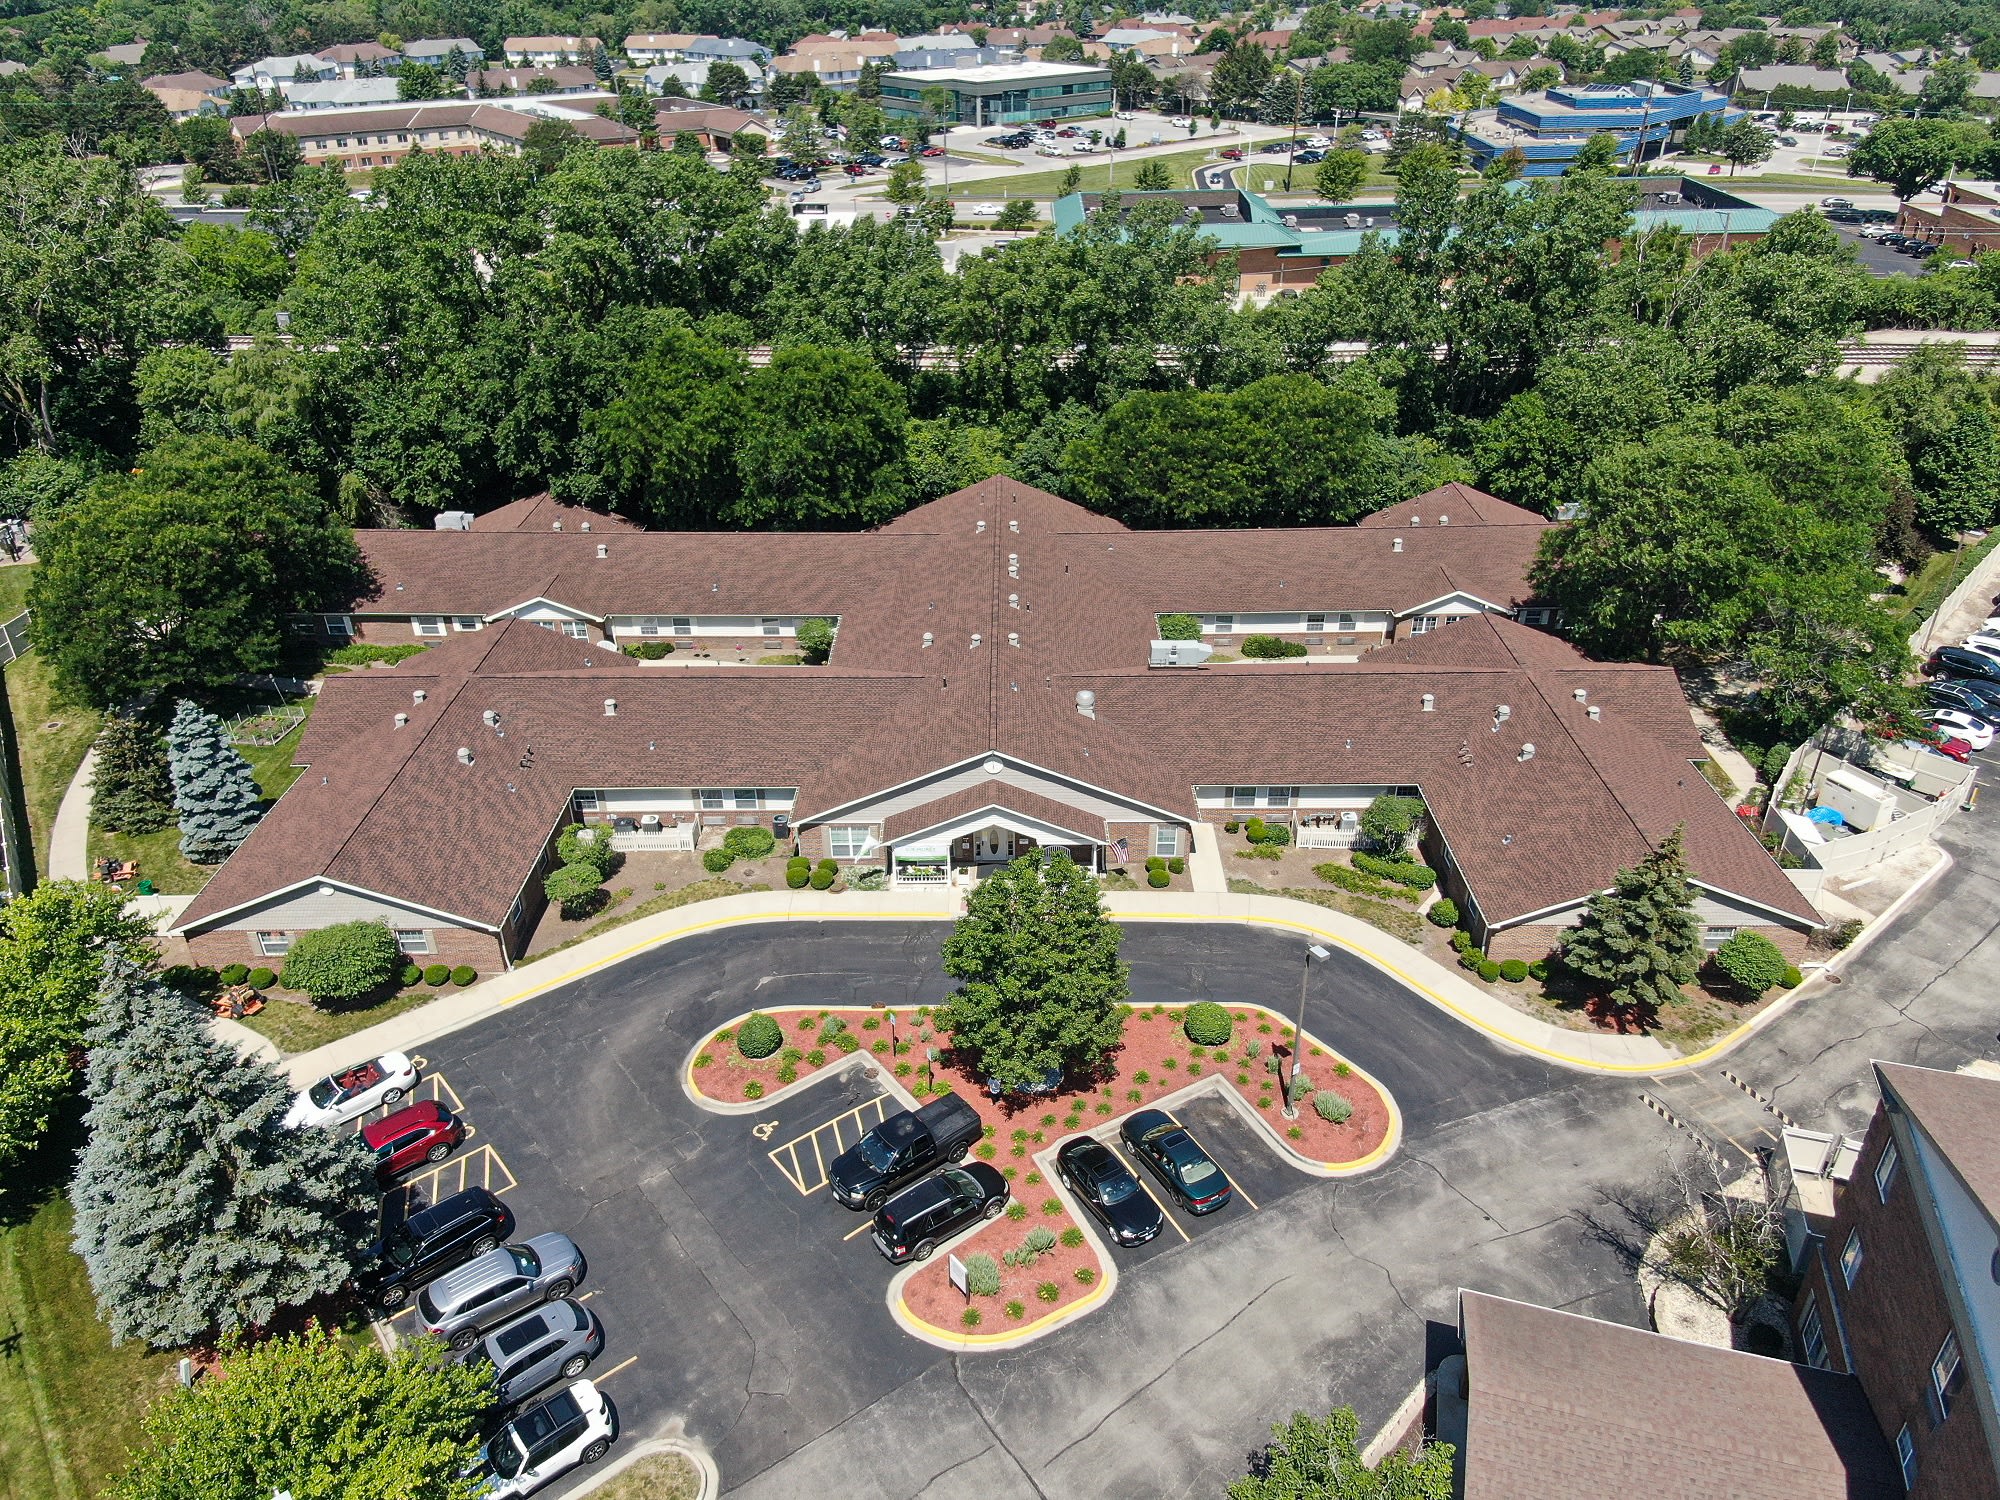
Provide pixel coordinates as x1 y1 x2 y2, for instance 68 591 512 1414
1558 826 1703 1014
72 957 376 1348
30 437 361 708
1847 118 1969 202
937 850 1129 1091
113 1323 491 1500
1229 1405 1453 1499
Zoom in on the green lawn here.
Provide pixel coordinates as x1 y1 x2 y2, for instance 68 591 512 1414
944 144 1230 200
89 703 314 897
0 564 32 621
5 651 99 887
237 986 442 1055
0 1116 172 1500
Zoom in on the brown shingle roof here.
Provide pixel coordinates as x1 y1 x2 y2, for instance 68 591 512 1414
1877 1062 2000 1219
469 494 642 532
1460 1291 1901 1499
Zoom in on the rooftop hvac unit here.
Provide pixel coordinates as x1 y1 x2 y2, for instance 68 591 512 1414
434 510 474 530
1150 639 1214 668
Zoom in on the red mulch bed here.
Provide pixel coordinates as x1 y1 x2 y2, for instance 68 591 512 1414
692 1006 921 1102
901 1193 1101 1334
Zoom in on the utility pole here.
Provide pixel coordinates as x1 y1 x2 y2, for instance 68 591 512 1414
1283 944 1331 1119
1283 68 1304 192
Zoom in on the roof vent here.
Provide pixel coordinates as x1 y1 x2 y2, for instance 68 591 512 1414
1008 632 1019 647
922 631 933 648
1009 519 1019 533
604 698 617 716
1392 537 1403 553
1518 743 1536 762
1421 692 1434 712
434 510 473 530
971 634 982 648
412 689 426 704
1439 514 1449 525
457 747 474 765
596 543 608 558
1572 687 1588 703
1150 639 1214 668
1493 704 1511 728
580 520 591 532
552 520 563 531
483 709 500 728
1075 689 1096 719
1008 593 1020 609
1587 704 1601 721
1410 514 1421 526
394 712 409 728
976 519 987 533
1008 553 1019 578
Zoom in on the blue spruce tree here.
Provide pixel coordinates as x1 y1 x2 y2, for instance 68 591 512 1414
71 955 376 1347
166 700 262 863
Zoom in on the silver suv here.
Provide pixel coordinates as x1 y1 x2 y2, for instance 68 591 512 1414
467 1298 605 1407
415 1233 586 1350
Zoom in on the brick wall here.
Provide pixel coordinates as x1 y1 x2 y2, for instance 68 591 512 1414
1791 1107 2000 1500
1484 920 1811 965
184 924 506 977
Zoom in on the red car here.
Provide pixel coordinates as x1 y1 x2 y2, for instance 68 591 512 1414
920 146 945 157
843 163 870 176
1934 737 1974 764
1220 147 1243 159
364 1100 465 1183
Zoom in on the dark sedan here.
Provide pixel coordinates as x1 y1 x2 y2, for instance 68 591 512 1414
1118 1109 1233 1214
1056 1137 1164 1246
1927 680 2000 717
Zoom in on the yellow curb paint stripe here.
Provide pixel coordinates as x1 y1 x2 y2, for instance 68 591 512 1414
896 1268 1112 1347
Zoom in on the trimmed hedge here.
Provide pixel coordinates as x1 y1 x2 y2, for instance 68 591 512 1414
1476 958 1501 982
1315 861 1417 904
424 963 451 987
219 963 249 986
1244 816 1266 842
737 1012 784 1059
401 963 423 987
1426 897 1458 928
786 861 811 889
1352 852 1436 890
1781 964 1803 988
246 967 275 989
278 920 402 1003
1528 959 1552 982
625 640 674 660
451 965 476 986
1146 856 1166 872
722 825 776 859
1158 613 1202 640
1147 868 1169 887
1498 959 1529 983
1183 1000 1232 1046
1168 856 1184 874
702 847 735 873
810 862 836 889
1240 634 1307 658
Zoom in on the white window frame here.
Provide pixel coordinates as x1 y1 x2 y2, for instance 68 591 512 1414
1267 787 1294 808
638 620 660 636
828 825 875 859
1876 1139 1901 1202
575 791 601 813
1702 925 1737 950
761 617 782 637
1840 1229 1864 1287
700 789 725 809
1798 1292 1828 1368
1208 614 1234 637
1231 786 1257 808
733 788 759 810
1896 1424 1917 1490
1410 616 1437 635
255 931 293 957
1305 614 1325 633
1337 613 1356 630
394 929 432 955
1932 1331 1963 1419
322 614 353 637
1153 825 1181 858
561 621 588 639
413 616 447 637
672 617 693 636
453 616 482 632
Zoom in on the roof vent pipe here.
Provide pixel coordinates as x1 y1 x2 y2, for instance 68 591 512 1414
413 689 427 704
1439 514 1449 525
604 698 617 716
596 543 607 559
1519 743 1536 762
580 520 591 532
394 713 409 728
1494 704 1510 728
483 709 500 728
1587 705 1601 721
1573 687 1588 702
1009 519 1019 533
1392 537 1403 553
1075 689 1096 720
1008 593 1020 608
457 747 473 765
970 634 982 648
922 631 933 648
1421 693 1434 712
976 519 987 533
552 520 562 531
1008 632 1019 647
1410 514 1421 526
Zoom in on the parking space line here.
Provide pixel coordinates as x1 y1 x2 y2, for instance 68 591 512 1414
349 1070 468 1133
395 1141 520 1204
577 1290 598 1301
1229 1173 1260 1212
765 1095 893 1197
386 1304 416 1320
1106 1144 1189 1242
811 1132 827 1185
592 1356 638 1384
842 1219 876 1242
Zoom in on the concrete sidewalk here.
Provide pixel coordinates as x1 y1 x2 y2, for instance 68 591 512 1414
48 746 94 881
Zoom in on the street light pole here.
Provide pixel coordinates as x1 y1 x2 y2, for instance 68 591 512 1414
1284 943 1331 1119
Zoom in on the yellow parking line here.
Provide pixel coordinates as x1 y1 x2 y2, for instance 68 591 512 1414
592 1356 638 1384
811 1132 826 1185
842 1219 876 1242
386 1304 416 1320
1229 1173 1260 1212
577 1290 598 1301
1106 1144 1188 1242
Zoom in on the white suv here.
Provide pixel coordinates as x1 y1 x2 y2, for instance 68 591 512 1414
475 1379 616 1496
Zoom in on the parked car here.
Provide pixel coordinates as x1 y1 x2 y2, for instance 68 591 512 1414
1928 646 2000 683
1055 1137 1164 1246
1294 149 1325 163
1933 736 1975 763
464 1298 604 1409
1959 633 2000 659
1925 680 2000 717
1220 146 1243 159
474 1379 616 1497
1114 110 1136 120
842 164 870 177
1119 1109 1233 1214
1881 233 1908 248
828 1092 983 1210
1305 135 1332 148
1926 709 1994 750
1779 134 1798 146
1819 196 1853 208
285 1051 418 1129
355 1187 515 1309
920 145 945 157
870 1162 1009 1262
879 135 904 149
365 1100 465 1184
1169 116 1191 128
417 1234 588 1350
1056 127 1078 137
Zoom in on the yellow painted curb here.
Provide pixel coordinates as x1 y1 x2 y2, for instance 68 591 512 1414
895 1270 1113 1347
682 1004 918 1112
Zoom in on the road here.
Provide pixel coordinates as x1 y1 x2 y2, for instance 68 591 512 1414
408 782 2000 1499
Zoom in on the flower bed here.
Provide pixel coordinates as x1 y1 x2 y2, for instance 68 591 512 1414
900 1182 1102 1336
691 1006 921 1102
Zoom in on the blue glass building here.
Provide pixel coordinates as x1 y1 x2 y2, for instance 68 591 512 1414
1457 80 1741 177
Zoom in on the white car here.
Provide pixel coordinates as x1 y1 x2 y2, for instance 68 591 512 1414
1927 709 1994 750
1169 116 1191 128
284 1051 418 1129
1961 633 2000 661
476 1380 615 1497
1820 196 1852 208
967 202 1004 218
1114 110 1135 120
1305 135 1332 149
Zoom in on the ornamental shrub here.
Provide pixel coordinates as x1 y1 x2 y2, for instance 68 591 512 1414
702 847 735 873
400 964 422 987
1476 958 1501 982
1314 1090 1353 1124
1352 852 1436 889
1183 1000 1232 1046
1713 930 1789 996
964 1252 1002 1297
737 1012 784 1059
810 864 836 890
1498 959 1529 982
743 1080 765 1099
246 967 275 989
278 920 401 1004
218 963 249 986
1781 965 1803 988
1315 861 1415 902
1168 857 1185 874
450 965 476 986
544 861 607 917
796 617 835 665
1262 822 1290 847
1147 868 1169 887
1426 897 1459 928
556 823 616 877
723 825 776 859
1023 1225 1057 1256
1158 613 1201 640
1146 856 1166 873
1240 634 1307 658
1244 816 1267 843
786 862 810 888
816 858 837 877
1358 793 1426 856
423 963 450 986
626 640 673 659
1528 959 1552 982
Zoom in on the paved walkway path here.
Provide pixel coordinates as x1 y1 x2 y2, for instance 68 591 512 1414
47 745 93 881
1186 819 1227 892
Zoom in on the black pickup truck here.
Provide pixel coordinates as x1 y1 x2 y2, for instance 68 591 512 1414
827 1093 983 1211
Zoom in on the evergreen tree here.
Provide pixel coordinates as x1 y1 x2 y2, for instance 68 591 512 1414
166 699 261 863
936 850 1129 1090
72 957 375 1348
91 712 175 835
1559 825 1703 1012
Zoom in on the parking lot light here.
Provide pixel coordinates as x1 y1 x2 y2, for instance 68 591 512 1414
1285 944 1332 1119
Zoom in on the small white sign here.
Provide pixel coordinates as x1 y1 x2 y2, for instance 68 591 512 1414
948 1253 969 1299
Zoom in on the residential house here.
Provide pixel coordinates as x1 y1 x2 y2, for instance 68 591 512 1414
0 61 25 78
279 77 405 111
1242 30 1296 54
319 41 401 77
770 50 874 89
467 66 600 96
1784 1062 2000 1498
230 102 637 172
169 479 1821 976
623 33 707 65
401 38 485 70
898 33 986 53
790 31 902 58
651 102 773 150
230 53 338 97
142 69 231 119
502 36 603 67
683 37 773 66
1101 25 1181 50
640 60 765 97
1134 33 1205 61
93 40 148 68
1735 63 1851 96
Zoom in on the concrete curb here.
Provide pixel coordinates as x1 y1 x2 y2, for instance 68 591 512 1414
559 1436 719 1500
679 1036 917 1117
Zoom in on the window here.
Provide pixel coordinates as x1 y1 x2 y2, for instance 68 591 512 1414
453 616 481 632
255 931 293 957
413 616 446 637
1701 926 1737 950
1153 825 1181 858
1896 1424 1917 1490
1520 607 1554 627
1840 1229 1864 1286
561 621 588 639
828 826 874 859
290 619 316 636
639 620 660 636
1932 1331 1964 1420
700 789 724 809
575 792 601 813
1337 613 1356 630
1305 614 1325 633
734 788 759 810
1410 616 1437 635
1875 1139 1901 1202
1230 787 1257 808
672 617 692 636
360 156 373 167
1267 787 1294 807
1208 614 1233 636
394 930 431 955
322 614 352 637
761 618 782 637
1798 1293 1828 1368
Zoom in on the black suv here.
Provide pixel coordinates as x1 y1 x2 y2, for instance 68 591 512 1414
356 1187 515 1308
1929 646 2000 684
870 1163 1008 1263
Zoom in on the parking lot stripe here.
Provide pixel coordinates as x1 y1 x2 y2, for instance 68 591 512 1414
842 1219 875 1242
1107 1144 1188 1242
386 1304 416 1320
576 1290 598 1301
766 1096 893 1197
592 1356 638 1384
1229 1173 1260 1212
810 1131 827 1184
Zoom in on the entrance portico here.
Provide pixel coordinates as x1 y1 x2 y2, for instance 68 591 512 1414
885 805 1105 886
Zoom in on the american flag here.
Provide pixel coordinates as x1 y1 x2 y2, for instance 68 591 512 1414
1111 838 1129 864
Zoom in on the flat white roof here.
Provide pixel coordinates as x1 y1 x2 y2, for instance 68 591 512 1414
886 60 1108 83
